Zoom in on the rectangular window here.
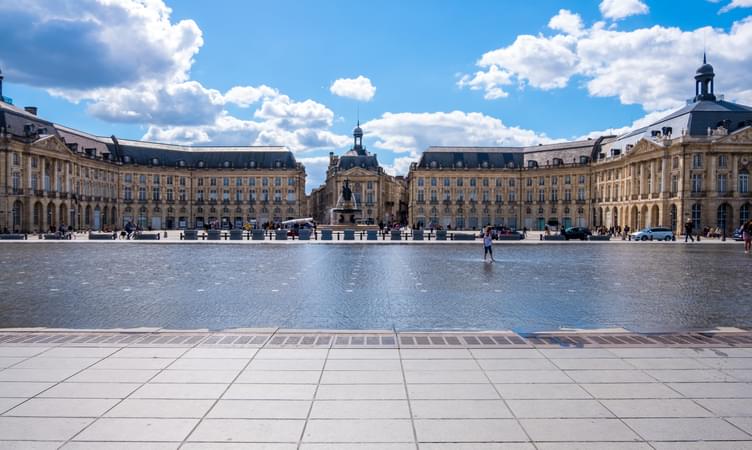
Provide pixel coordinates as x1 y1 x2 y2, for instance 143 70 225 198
551 190 558 202
235 190 242 201
179 189 186 201
262 189 269 201
275 177 281 186
552 176 558 185
443 191 450 201
578 175 586 184
443 177 450 187
138 187 146 200
262 178 269 186
717 174 727 193
538 190 545 202
210 177 217 186
31 157 38 168
236 177 243 187
526 190 533 202
672 156 679 169
250 190 257 201
166 188 174 201
289 177 296 186
508 178 515 187
223 177 229 187
139 175 146 184
12 153 20 165
740 173 749 193
249 177 256 186
457 178 463 187
495 192 503 203
482 190 489 202
223 190 230 201
124 187 132 200
274 189 282 201
691 174 702 193
287 189 296 202
470 178 477 187
539 176 545 186
565 175 571 184
179 176 185 186
692 153 702 169
197 178 204 186
210 189 217 201
366 192 374 204
152 187 160 201
457 190 464 201
166 176 173 185
482 178 489 187
153 175 159 184
125 174 132 183
718 154 728 168
526 178 533 187
564 189 571 201
418 178 424 187
197 190 204 201
508 191 516 202
31 174 38 191
431 177 437 187
671 175 678 194
417 190 425 202
577 187 585 201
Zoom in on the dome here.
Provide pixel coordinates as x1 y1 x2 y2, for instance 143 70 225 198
696 63 714 75
353 125 363 137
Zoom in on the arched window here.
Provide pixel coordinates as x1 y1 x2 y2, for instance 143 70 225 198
740 203 750 226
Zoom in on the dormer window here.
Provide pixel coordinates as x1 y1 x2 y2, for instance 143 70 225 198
481 161 489 168
123 155 132 163
197 160 205 169
223 161 231 168
429 161 438 169
456 161 463 168
151 158 159 166
249 161 257 168
177 160 186 167
274 160 283 168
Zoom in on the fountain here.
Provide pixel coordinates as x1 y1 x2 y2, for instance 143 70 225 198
330 179 362 226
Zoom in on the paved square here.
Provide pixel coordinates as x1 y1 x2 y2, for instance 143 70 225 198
0 333 751 447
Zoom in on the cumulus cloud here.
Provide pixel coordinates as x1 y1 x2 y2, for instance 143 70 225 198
297 156 331 189
548 9 584 36
329 76 376 101
577 109 677 140
460 11 752 112
599 0 649 20
223 85 279 107
720 0 752 13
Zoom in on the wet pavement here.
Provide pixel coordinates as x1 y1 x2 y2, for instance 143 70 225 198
0 243 748 332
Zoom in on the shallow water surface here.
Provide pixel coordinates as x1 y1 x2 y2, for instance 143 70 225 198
0 243 748 332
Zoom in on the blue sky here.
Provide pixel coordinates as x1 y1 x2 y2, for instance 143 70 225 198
2 0 752 190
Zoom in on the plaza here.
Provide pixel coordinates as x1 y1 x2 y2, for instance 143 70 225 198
0 328 752 448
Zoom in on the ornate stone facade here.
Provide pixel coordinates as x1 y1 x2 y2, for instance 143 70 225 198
308 124 407 226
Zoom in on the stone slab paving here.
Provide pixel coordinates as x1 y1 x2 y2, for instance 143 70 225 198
0 333 751 448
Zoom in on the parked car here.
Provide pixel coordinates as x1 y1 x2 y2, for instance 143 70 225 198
631 227 674 241
563 227 592 240
733 227 743 241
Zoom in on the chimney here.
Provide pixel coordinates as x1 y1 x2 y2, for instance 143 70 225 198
24 106 38 116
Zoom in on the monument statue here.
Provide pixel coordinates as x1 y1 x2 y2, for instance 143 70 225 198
342 179 352 202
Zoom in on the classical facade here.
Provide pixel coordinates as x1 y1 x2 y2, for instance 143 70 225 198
0 84 306 233
308 123 407 225
408 60 752 233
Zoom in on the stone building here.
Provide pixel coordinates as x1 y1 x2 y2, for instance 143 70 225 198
308 123 407 226
408 59 752 233
0 80 306 233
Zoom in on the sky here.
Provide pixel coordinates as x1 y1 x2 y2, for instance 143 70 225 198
2 0 752 191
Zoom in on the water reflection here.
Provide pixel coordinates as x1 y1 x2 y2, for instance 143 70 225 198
0 243 748 332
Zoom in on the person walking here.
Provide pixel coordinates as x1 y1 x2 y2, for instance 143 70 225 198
742 219 752 254
684 219 695 243
483 226 495 262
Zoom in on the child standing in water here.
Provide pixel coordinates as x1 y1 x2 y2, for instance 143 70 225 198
483 226 495 262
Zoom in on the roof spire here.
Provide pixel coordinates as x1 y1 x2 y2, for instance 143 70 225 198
703 51 707 65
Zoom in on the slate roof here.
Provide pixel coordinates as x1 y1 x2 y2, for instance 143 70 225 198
416 146 524 169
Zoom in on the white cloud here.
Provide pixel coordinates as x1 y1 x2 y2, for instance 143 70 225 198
223 85 279 107
460 12 752 112
297 156 331 189
720 0 752 13
548 9 584 36
599 0 649 20
577 108 676 140
329 76 376 101
457 65 512 99
363 111 558 170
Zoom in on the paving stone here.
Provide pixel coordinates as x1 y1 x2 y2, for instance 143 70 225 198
302 444 415 450
41 347 119 358
62 443 178 449
74 417 198 442
5 398 118 417
565 370 654 383
405 370 487 384
727 416 752 434
112 347 188 358
624 417 750 441
255 349 328 360
495 383 590 400
725 369 752 381
486 370 572 384
183 444 295 450
168 358 247 371
310 400 410 418
208 399 310 419
316 384 406 400
667 382 752 398
223 383 316 400
400 349 472 359
520 418 640 442
624 358 708 370
536 444 651 450
506 399 613 418
0 368 79 382
410 399 512 419
695 398 752 416
90 358 175 370
0 358 24 369
327 349 400 359
674 347 752 358
321 370 403 384
477 359 558 371
247 359 325 371
402 359 480 371
151 370 239 384
190 418 304 443
415 418 527 442
303 419 413 442
67 369 159 383
697 358 752 369
0 382 53 398
650 442 752 450
105 399 214 418
0 398 24 414
39 382 139 399
420 443 535 450
14 358 99 370
538 349 617 359
0 417 92 440
0 348 49 358
408 384 498 400
581 383 681 399
182 348 258 359
606 348 689 358
324 359 402 371
551 358 636 370
0 442 63 450
130 383 227 399
236 370 321 384
600 399 714 418
644 369 735 382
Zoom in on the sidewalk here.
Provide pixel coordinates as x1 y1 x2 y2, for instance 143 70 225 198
0 330 751 448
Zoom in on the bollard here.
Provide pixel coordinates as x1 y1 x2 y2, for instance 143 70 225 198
540 234 543 241
697 234 700 242
628 235 631 241
164 231 168 239
722 231 726 242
